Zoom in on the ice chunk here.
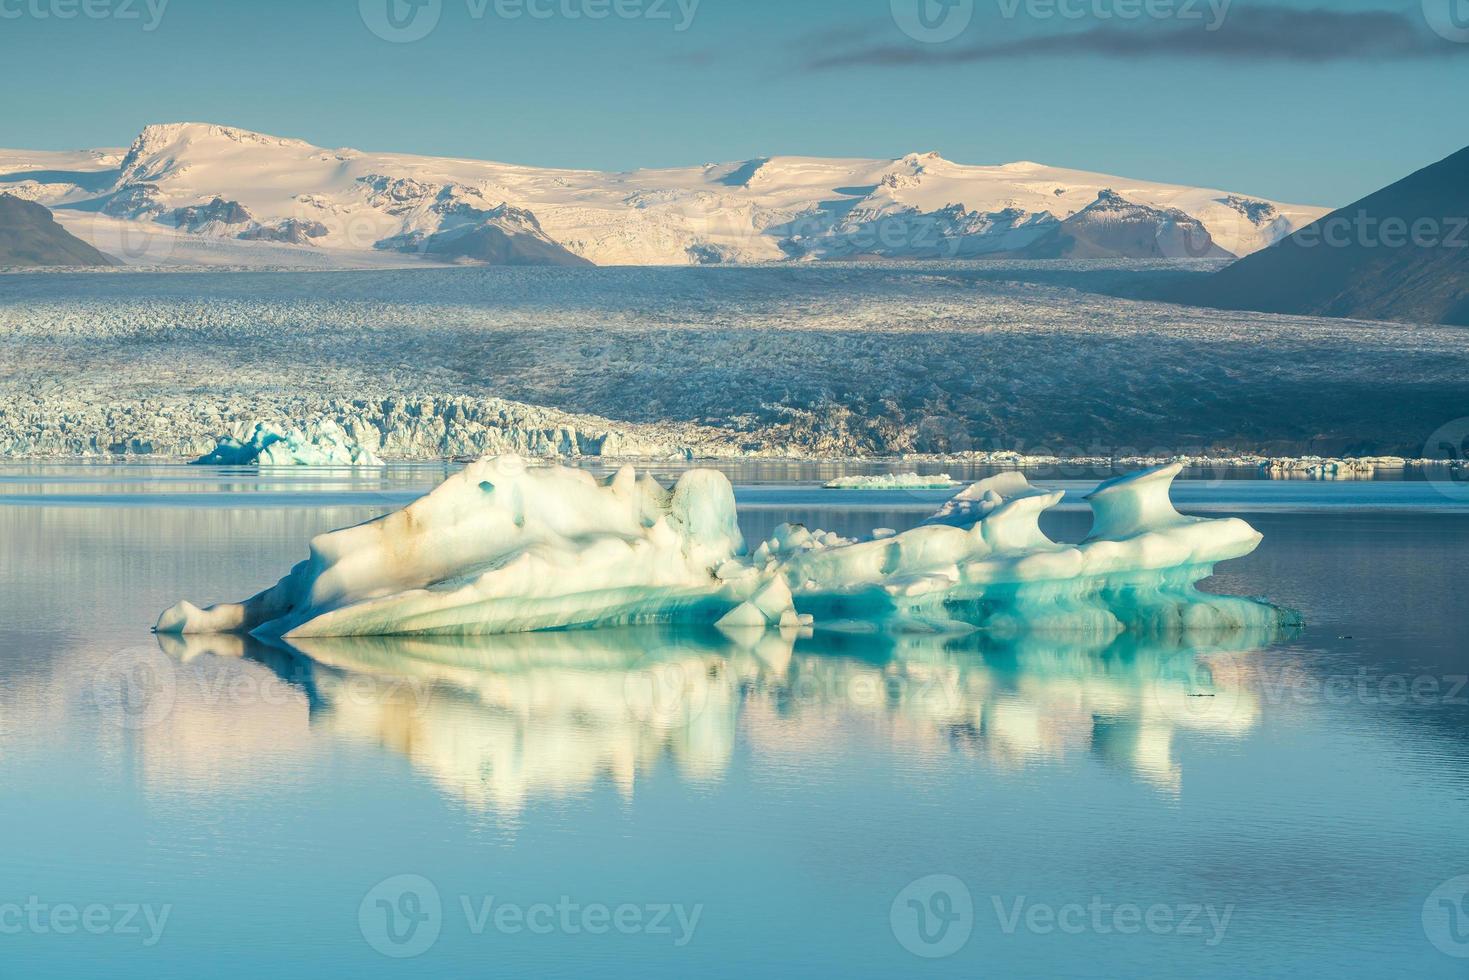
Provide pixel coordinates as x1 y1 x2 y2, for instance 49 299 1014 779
924 471 1047 527
1261 456 1384 479
194 419 384 467
823 473 955 489
715 577 797 631
1086 462 1188 539
158 459 1268 639
158 455 747 638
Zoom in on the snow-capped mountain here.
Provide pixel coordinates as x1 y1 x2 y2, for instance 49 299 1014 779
999 189 1233 259
0 123 1327 268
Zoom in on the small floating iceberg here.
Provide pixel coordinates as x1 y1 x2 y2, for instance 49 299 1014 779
823 473 955 490
193 419 384 467
1261 456 1378 479
157 457 1269 639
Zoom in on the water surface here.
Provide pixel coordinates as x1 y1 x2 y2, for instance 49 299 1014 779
1 467 1466 978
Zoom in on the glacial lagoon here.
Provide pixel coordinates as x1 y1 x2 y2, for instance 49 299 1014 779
1 464 1467 978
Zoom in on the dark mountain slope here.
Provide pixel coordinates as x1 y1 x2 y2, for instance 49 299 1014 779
1172 147 1469 325
0 194 113 267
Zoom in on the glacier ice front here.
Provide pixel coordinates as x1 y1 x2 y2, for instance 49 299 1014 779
156 456 1272 639
193 419 384 467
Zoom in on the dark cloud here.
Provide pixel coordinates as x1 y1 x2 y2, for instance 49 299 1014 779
791 21 891 48
806 7 1467 70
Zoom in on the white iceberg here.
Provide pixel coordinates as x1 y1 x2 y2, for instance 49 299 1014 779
159 454 745 638
823 473 956 490
193 419 384 467
156 457 1266 640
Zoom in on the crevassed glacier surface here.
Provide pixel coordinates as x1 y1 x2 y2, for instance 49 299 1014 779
5 266 1469 460
156 458 1280 640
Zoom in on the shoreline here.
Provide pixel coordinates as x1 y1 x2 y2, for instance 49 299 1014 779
1 450 1464 480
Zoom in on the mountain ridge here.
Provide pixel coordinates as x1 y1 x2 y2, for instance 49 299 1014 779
997 189 1232 260
0 122 1329 268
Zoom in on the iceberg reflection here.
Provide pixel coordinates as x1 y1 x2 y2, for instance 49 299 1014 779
158 594 1297 810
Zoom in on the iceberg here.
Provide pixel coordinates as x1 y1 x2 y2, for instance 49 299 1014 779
193 419 384 467
1261 456 1381 479
156 457 1267 640
823 473 955 490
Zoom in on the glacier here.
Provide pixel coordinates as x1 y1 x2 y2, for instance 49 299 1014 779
193 419 384 467
156 458 1277 641
5 265 1466 462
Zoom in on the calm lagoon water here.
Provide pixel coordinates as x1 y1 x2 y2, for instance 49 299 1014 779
2 464 1467 978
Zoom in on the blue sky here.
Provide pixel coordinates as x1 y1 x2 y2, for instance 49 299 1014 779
1 0 1465 205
